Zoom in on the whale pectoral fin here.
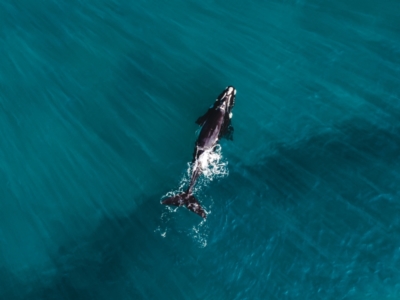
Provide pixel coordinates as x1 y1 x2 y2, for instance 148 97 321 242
195 114 207 126
220 122 234 141
195 107 213 126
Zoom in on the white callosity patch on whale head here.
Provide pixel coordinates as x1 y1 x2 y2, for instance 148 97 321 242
229 112 233 119
227 87 234 94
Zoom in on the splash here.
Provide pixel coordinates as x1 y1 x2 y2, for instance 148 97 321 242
162 144 228 197
189 216 209 248
155 209 211 248
196 144 229 183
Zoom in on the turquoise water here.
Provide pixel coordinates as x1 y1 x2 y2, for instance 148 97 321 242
1 0 400 298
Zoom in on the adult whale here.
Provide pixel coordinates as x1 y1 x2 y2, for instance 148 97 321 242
162 86 236 218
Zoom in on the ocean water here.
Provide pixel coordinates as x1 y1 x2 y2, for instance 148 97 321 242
1 0 399 299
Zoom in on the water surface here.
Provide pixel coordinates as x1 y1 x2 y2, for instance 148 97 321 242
0 0 399 298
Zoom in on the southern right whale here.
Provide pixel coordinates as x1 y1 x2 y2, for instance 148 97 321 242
162 86 236 218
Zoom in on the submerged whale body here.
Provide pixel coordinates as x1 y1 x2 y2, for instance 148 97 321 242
162 86 236 218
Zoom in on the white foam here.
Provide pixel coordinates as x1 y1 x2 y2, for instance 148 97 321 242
196 145 229 183
190 218 209 248
160 146 227 200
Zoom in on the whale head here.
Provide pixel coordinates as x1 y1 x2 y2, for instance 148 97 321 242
216 86 236 112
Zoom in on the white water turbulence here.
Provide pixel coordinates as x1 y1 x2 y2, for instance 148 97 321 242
156 145 228 246
195 144 229 184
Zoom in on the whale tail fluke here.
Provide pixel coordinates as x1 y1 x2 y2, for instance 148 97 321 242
162 192 207 218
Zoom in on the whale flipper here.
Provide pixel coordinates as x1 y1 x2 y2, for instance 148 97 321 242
162 192 206 218
220 122 234 141
195 109 212 126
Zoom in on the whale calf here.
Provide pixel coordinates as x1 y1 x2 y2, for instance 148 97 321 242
162 86 236 218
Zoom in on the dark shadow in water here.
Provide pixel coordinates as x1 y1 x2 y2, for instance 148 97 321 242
240 117 400 206
2 193 202 300
223 116 400 237
218 117 400 298
9 117 398 299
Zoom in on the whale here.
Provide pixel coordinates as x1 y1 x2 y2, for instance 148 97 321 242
162 86 236 218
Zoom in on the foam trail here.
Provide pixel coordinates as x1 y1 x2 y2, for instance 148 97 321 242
195 144 229 186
